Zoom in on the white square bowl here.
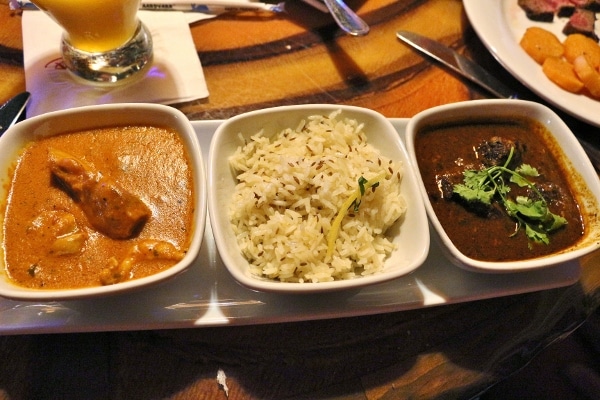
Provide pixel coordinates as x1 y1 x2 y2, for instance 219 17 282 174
208 104 429 293
405 99 600 273
0 103 207 300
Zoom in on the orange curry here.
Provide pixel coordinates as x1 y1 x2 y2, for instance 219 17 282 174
2 126 195 289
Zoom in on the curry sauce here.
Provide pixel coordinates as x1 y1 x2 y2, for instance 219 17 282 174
2 126 195 289
415 118 584 262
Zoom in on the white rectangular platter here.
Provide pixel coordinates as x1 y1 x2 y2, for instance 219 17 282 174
0 119 580 335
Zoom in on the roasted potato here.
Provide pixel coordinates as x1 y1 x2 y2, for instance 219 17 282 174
573 55 600 97
563 33 600 68
520 27 564 64
542 56 584 93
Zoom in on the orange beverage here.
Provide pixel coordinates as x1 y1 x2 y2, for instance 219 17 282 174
32 0 141 52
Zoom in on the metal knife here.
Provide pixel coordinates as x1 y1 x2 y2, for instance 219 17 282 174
0 92 30 136
396 30 516 99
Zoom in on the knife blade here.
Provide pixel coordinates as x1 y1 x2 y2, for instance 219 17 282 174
0 92 30 136
396 31 516 99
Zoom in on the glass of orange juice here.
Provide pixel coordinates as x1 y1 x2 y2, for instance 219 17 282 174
30 0 153 84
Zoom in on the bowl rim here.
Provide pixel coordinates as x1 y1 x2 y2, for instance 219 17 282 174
0 103 207 300
405 99 600 273
208 103 430 293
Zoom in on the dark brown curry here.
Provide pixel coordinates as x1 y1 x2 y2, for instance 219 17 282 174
415 118 584 262
2 126 195 289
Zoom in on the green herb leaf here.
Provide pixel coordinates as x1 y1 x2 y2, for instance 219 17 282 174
516 164 539 177
511 165 539 187
546 213 568 231
525 224 550 245
512 197 548 219
358 176 367 196
353 176 368 212
452 147 566 246
453 183 495 204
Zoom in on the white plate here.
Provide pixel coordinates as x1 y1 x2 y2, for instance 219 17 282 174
0 120 580 335
464 0 600 127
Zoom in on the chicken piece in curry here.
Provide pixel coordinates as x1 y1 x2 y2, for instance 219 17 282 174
49 148 151 240
2 126 195 289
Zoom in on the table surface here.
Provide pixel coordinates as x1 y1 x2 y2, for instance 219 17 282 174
1 0 600 399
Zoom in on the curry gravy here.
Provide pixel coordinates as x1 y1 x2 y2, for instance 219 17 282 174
415 118 584 262
2 126 195 289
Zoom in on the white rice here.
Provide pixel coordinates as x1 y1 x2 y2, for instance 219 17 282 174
228 110 407 283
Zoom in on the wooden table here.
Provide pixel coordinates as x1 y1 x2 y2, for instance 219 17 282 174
1 0 600 398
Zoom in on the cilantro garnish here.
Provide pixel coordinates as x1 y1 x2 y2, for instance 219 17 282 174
352 176 379 212
452 147 567 246
326 174 384 260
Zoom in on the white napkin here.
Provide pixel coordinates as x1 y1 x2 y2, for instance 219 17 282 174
22 10 209 117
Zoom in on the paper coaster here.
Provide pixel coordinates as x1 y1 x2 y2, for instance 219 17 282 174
22 10 209 117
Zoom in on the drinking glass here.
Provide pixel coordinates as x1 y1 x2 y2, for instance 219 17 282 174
30 0 153 84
